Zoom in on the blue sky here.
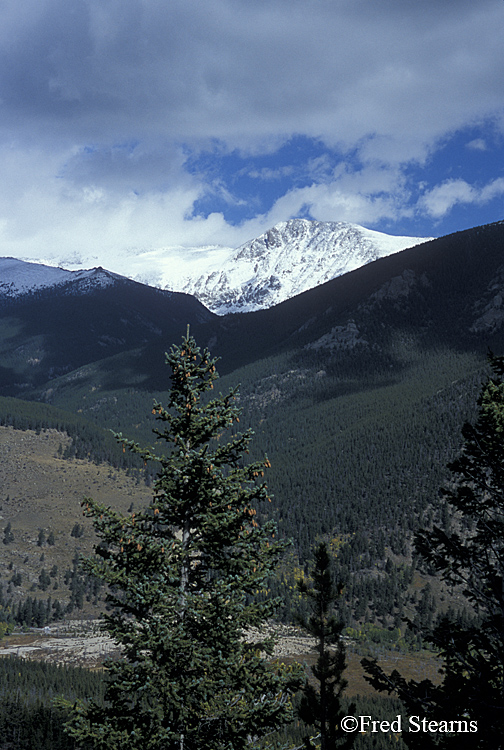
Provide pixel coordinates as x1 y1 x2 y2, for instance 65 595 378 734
187 127 504 237
0 0 504 264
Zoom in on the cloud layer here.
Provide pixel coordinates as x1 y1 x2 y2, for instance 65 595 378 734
1 0 503 261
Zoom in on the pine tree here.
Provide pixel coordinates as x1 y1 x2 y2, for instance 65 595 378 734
63 332 303 750
363 353 504 749
38 568 51 592
297 543 354 750
2 521 14 545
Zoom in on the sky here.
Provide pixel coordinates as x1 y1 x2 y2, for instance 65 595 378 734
1 0 504 267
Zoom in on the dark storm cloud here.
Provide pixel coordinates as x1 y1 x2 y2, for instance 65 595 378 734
0 0 503 256
1 0 502 152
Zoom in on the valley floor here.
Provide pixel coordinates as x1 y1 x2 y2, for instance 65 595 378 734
0 619 441 697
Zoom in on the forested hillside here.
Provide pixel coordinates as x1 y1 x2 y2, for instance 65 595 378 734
1 220 504 635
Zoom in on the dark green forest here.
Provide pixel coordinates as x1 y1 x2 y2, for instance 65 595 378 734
0 656 104 749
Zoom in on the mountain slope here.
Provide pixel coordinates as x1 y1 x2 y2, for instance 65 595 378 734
1 220 501 397
198 220 504 372
0 272 215 396
0 258 122 298
168 219 430 314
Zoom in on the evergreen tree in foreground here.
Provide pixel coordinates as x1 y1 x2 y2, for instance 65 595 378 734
363 353 504 749
297 543 354 750
63 332 303 750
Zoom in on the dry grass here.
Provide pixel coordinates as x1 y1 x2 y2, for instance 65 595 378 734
0 425 152 611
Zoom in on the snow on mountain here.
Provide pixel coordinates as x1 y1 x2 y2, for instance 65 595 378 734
170 220 431 314
1 220 431 313
0 257 121 298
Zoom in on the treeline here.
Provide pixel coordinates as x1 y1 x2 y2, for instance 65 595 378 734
3 595 64 629
13 340 484 632
237 347 484 562
0 651 409 750
0 395 145 472
210 344 486 633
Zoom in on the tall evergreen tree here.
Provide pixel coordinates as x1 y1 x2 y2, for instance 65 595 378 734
363 353 504 749
63 332 302 750
297 543 354 750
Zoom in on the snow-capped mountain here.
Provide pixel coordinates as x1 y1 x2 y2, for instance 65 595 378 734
3 220 430 313
173 220 430 314
0 257 122 298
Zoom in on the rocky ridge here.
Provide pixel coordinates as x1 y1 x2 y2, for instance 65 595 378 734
2 219 430 314
176 219 430 314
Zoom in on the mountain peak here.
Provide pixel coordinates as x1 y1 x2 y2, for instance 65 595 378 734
177 219 431 314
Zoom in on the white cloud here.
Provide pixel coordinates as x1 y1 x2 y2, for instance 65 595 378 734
419 177 504 219
0 0 504 258
255 162 411 228
481 177 504 202
466 138 487 151
247 166 296 181
419 180 476 219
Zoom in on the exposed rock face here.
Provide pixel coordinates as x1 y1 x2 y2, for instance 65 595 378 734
370 269 431 303
305 320 368 351
470 265 504 333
